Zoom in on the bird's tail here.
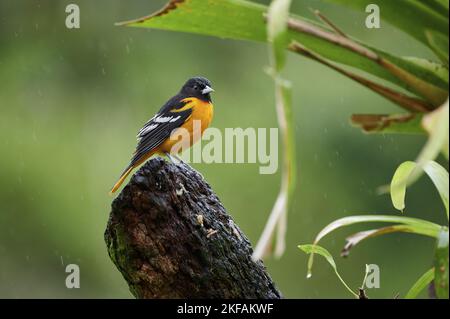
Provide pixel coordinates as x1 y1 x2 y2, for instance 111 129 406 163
109 165 134 195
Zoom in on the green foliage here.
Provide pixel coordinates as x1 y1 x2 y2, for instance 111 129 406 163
2 0 447 298
342 225 440 257
405 268 435 299
118 0 448 105
298 244 358 298
423 162 449 218
434 229 449 298
304 214 442 276
115 0 449 298
300 160 449 298
426 30 449 66
390 161 418 211
389 160 450 217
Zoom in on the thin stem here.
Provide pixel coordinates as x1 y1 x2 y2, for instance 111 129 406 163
289 42 433 113
310 8 348 38
284 16 447 107
335 269 359 298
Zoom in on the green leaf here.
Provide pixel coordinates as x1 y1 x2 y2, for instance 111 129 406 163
307 215 442 275
372 49 448 106
425 30 449 66
299 244 358 298
423 161 449 219
351 114 426 134
313 215 442 245
402 57 449 88
321 0 449 50
390 160 449 219
390 161 418 211
342 224 439 257
399 101 450 195
117 0 449 102
434 228 449 299
421 0 450 19
405 268 435 299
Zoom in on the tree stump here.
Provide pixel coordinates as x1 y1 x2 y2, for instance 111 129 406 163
104 158 282 299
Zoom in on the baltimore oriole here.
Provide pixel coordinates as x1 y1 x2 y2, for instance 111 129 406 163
110 77 214 194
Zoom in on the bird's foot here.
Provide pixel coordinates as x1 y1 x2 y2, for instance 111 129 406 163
173 154 185 164
165 152 177 164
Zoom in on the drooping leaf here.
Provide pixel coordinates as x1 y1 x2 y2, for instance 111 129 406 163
299 244 358 298
390 161 418 212
313 215 442 245
423 161 449 219
307 215 442 275
434 228 449 299
390 160 449 219
252 0 294 261
351 114 426 134
342 224 439 257
400 101 450 189
405 268 435 299
117 0 449 103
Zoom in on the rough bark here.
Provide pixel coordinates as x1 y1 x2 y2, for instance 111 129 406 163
105 158 282 299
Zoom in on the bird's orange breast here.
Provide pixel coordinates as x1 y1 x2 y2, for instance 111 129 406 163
159 97 214 154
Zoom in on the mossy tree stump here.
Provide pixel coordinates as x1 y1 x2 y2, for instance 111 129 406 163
105 158 282 299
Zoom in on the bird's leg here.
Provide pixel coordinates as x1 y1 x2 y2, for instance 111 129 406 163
173 154 185 164
173 153 194 170
165 152 177 164
165 152 193 170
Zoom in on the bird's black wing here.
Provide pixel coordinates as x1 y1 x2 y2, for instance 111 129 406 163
129 96 192 166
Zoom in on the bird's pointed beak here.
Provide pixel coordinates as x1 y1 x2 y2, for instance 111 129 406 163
202 86 214 95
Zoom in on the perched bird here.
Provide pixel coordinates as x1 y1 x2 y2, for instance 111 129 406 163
110 77 214 194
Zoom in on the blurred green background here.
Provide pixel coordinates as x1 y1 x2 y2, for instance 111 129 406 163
0 0 447 298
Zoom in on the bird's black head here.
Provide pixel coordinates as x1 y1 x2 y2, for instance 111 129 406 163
180 77 214 102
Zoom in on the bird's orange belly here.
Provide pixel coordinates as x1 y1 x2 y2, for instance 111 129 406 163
159 99 213 154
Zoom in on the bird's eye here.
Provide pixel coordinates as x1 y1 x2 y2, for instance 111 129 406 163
193 85 198 90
